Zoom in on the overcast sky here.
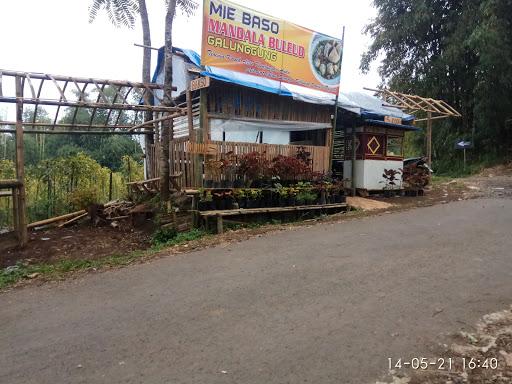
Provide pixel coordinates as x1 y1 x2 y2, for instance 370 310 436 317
0 0 381 119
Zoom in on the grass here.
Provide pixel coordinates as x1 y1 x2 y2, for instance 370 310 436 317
150 228 208 251
0 229 209 290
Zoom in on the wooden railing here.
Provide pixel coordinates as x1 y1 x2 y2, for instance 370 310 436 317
147 140 331 188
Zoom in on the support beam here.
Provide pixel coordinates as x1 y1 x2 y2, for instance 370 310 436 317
0 69 170 90
15 76 28 247
427 111 432 166
186 88 194 142
0 129 153 135
127 112 185 132
0 97 178 114
0 121 140 130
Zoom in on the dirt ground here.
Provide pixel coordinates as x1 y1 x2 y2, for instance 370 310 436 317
1 161 510 270
0 225 152 269
376 306 512 384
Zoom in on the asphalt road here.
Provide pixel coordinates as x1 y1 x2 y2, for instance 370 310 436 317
1 199 511 384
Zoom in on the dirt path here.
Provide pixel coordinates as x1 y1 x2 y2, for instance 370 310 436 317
1 198 511 384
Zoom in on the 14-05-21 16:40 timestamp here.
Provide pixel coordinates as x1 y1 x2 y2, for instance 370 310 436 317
388 357 499 371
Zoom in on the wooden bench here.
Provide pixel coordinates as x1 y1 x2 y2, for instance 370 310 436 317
198 203 348 234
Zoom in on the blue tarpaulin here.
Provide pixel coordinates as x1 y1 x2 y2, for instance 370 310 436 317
152 47 415 124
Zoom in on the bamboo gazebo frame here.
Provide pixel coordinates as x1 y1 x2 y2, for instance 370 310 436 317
365 88 462 165
0 69 186 248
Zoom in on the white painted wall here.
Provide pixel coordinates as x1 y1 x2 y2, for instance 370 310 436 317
344 160 403 190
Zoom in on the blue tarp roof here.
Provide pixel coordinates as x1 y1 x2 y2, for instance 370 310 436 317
153 47 415 125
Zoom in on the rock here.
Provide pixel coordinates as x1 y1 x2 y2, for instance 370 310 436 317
460 331 478 343
4 265 20 274
27 273 40 279
499 350 512 366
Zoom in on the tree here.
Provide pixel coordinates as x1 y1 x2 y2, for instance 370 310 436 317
160 0 198 204
361 0 512 172
88 0 152 101
88 0 199 203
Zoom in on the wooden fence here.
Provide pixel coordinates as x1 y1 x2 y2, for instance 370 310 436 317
147 140 331 188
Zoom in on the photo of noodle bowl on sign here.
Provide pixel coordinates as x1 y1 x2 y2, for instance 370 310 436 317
202 0 343 94
310 35 343 85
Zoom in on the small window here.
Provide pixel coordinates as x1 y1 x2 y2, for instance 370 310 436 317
386 136 403 157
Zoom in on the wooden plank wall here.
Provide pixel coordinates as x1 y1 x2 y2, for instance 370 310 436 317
147 140 330 188
208 83 332 123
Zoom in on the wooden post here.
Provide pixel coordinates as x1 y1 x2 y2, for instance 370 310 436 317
351 124 357 197
327 126 334 168
186 88 194 142
330 26 344 170
11 187 19 233
194 88 209 187
427 111 432 166
200 88 209 144
15 76 28 247
216 214 223 234
109 171 113 201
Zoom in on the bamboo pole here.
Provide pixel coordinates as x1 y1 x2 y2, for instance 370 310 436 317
58 212 89 228
28 210 87 229
127 112 185 132
427 111 432 166
0 128 152 135
0 96 178 114
0 70 169 90
15 76 28 247
12 187 19 235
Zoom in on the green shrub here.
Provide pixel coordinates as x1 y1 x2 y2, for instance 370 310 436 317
68 187 100 210
151 227 178 246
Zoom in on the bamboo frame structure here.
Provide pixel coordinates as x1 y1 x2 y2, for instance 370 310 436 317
0 69 187 248
365 88 462 165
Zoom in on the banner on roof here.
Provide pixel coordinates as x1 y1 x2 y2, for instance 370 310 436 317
201 0 343 95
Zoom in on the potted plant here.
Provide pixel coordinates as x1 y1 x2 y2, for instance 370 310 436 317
220 153 238 188
329 182 346 203
402 162 430 196
294 182 315 206
315 181 330 205
287 186 299 206
296 189 317 206
239 152 270 187
205 159 223 189
234 189 248 209
271 155 310 184
261 189 273 208
223 190 235 210
276 186 288 207
212 191 225 210
247 189 262 208
198 191 213 211
381 169 402 197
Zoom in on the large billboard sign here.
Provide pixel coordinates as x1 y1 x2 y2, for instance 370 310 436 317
201 0 343 94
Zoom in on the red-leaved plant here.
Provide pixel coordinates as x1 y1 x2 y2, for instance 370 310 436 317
238 152 270 182
271 155 310 181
